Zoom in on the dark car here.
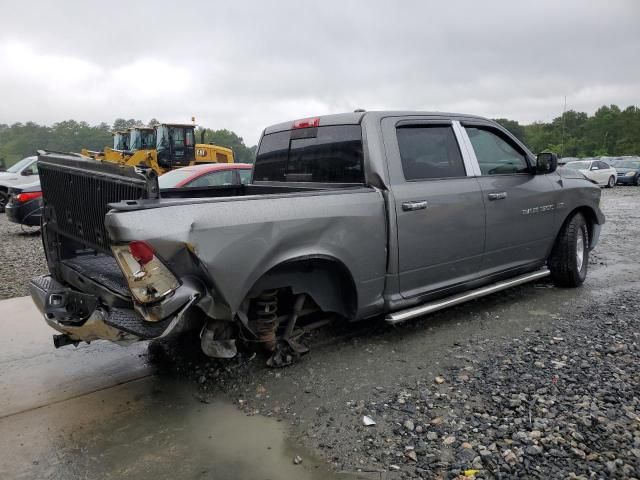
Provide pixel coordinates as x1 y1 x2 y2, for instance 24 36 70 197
6 181 43 227
614 158 640 186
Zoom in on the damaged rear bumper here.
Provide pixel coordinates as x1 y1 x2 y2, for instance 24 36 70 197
29 275 200 346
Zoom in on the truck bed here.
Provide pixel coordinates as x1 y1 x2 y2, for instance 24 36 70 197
62 255 129 298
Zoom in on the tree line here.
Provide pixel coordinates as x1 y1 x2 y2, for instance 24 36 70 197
495 104 640 158
1 104 638 168
0 118 257 168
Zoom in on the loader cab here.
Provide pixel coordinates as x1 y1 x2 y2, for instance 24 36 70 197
112 131 130 151
129 127 156 151
155 123 196 169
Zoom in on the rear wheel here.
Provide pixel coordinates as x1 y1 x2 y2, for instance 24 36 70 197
548 213 589 287
606 176 615 188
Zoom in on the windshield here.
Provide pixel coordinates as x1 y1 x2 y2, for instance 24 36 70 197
113 133 129 150
565 161 591 170
6 156 35 173
156 126 170 151
130 129 156 150
158 169 195 188
617 160 640 169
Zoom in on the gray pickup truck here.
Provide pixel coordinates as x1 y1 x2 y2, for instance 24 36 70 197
31 111 604 364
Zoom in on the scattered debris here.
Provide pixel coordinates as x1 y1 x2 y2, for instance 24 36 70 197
362 415 376 426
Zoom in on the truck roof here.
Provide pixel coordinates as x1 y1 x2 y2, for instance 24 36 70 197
263 110 491 134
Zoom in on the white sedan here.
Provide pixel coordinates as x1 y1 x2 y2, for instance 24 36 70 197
564 160 617 188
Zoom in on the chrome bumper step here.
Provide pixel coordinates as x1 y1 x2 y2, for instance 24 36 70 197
385 268 551 324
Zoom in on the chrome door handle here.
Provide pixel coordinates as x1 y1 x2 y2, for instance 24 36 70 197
488 192 507 200
402 201 428 211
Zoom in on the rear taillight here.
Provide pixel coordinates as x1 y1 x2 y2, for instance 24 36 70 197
292 117 320 129
111 242 180 307
128 240 154 265
15 191 42 203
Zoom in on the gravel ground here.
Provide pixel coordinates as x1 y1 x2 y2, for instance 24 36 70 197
0 214 47 299
325 296 640 479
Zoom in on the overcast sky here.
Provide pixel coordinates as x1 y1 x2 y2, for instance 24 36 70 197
1 0 638 145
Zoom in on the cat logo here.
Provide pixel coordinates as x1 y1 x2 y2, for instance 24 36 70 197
196 148 207 157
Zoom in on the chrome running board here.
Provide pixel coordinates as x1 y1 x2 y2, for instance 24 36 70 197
385 268 550 324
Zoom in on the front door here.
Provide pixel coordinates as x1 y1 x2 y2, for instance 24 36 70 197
382 119 486 298
462 124 556 273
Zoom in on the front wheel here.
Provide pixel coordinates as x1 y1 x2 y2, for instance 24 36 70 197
606 176 615 188
635 175 640 186
548 213 589 287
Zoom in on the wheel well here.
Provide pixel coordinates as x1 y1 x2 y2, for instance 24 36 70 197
246 256 358 319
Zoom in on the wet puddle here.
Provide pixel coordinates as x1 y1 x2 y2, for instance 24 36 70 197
0 376 345 480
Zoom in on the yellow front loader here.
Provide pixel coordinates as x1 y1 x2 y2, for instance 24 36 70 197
81 124 234 175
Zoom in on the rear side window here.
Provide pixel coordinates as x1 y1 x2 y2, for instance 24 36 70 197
396 125 465 180
253 125 364 183
239 169 252 184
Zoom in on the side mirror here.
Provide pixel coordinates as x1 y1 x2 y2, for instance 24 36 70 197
21 169 33 176
591 166 599 171
536 152 558 174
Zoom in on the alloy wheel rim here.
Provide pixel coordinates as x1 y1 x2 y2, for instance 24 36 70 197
576 229 585 271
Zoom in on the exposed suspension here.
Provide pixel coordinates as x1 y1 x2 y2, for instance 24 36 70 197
255 290 279 352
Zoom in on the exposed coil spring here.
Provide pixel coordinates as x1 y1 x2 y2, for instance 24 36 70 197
256 290 278 352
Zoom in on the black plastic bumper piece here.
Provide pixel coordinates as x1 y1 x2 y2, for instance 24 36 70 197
104 307 172 339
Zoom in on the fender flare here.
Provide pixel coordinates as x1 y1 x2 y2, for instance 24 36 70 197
556 206 601 249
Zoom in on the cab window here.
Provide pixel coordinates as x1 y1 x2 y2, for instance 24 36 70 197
396 125 466 180
466 127 529 175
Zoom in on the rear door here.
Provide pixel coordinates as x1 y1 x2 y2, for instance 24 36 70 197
382 117 486 298
461 123 556 273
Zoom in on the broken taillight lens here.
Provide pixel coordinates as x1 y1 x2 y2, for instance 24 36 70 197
111 242 180 306
128 240 154 265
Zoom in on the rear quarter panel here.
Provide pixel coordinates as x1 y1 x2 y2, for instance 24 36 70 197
105 189 388 317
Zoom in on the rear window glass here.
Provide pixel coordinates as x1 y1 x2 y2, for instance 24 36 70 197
253 125 364 183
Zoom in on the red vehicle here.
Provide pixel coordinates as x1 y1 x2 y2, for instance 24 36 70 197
158 163 253 189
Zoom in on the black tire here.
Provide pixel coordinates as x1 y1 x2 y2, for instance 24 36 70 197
635 175 640 186
606 176 615 188
0 191 8 213
548 213 589 287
